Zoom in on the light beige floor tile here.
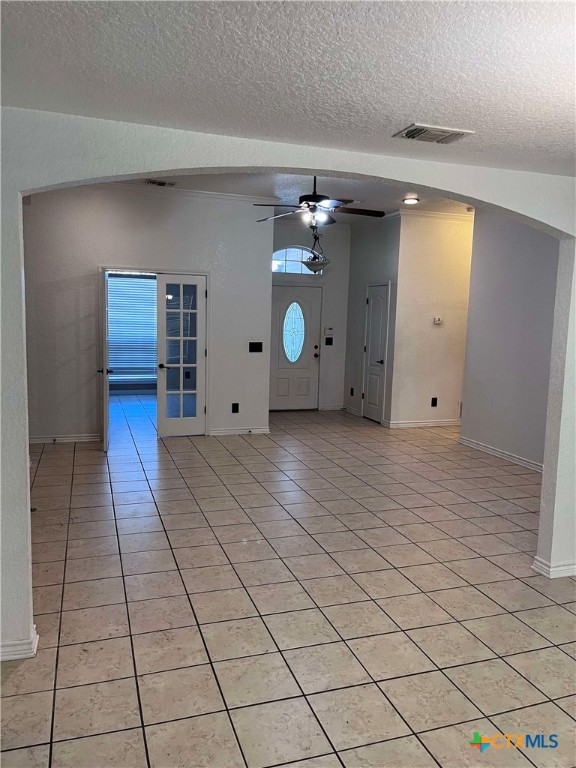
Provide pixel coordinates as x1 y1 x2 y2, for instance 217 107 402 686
313 531 370 553
32 561 65 587
173 544 229 569
32 585 62 614
513 605 576 644
59 603 129 645
0 745 50 768
0 692 53 750
62 578 124 610
283 554 344 579
56 637 133 688
300 575 369 606
191 588 258 623
560 641 576 658
181 564 242 593
505 647 576 698
381 670 481 731
487 552 540 577
1 649 56 696
408 623 495 667
34 613 61 649
118 532 169 553
445 658 546 714
399 563 468 591
428 586 505 620
146 711 244 768
455 534 518 556
166 528 217 548
284 641 370 693
420 718 532 767
248 581 315 613
352 570 421 600
271 535 324 557
66 537 119 559
330 548 391 574
322 601 398 639
445 557 515 584
53 678 140 741
309 683 409 750
132 626 207 674
376 543 436 567
264 608 340 649
340 735 438 768
355 528 411 548
521 575 576 604
51 729 147 767
32 541 67 563
124 571 184 601
282 757 340 768
64 555 122 583
127 595 196 634
235 559 296 586
231 697 331 768
462 614 551 655
555 694 576 719
121 549 177 576
348 632 436 680
201 617 276 661
298 516 347 535
477 580 553 611
377 593 453 629
214 652 300 708
138 664 223 724
492 703 575 768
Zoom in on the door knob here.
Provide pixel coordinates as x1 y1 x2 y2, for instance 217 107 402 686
314 353 320 358
376 360 384 365
158 363 174 369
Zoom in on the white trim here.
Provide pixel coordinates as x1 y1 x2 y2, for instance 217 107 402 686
400 209 474 222
208 427 270 436
319 405 344 411
93 182 278 205
384 419 461 428
1 627 39 661
29 434 100 444
344 406 362 417
459 436 543 472
362 283 391 422
531 556 576 579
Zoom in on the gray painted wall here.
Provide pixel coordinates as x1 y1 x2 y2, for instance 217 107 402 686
461 209 559 467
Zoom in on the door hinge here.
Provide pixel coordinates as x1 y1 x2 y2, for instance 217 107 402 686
204 406 207 414
366 298 369 305
363 345 366 353
204 349 207 357
361 393 365 400
205 289 208 298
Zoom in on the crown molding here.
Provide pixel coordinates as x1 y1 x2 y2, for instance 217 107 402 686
90 181 278 205
400 208 474 222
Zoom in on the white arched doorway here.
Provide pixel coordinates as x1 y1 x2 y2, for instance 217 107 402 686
1 106 574 659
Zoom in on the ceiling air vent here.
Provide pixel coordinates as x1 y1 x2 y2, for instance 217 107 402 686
393 123 475 144
145 178 176 187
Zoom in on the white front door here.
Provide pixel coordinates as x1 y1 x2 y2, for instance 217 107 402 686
156 274 207 437
270 286 321 410
363 284 390 423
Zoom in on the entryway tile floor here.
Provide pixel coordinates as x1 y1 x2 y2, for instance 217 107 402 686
2 405 575 767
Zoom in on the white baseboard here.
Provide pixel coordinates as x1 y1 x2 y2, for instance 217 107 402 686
208 427 270 436
383 419 461 428
344 406 362 417
459 436 543 472
318 405 345 411
1 626 39 661
29 434 100 444
532 555 576 579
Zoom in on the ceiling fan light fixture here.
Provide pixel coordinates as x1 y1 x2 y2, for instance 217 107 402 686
303 252 330 273
403 196 420 205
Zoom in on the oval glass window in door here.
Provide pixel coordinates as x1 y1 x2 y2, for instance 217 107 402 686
283 302 306 363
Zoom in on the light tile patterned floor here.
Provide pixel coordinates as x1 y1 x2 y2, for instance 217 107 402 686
2 397 575 768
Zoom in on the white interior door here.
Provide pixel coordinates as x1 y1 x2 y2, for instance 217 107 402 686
100 271 110 451
363 284 390 423
156 274 207 437
270 286 321 410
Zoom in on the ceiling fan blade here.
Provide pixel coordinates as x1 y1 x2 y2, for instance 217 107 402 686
256 210 301 223
336 207 385 218
322 214 337 225
252 203 300 208
320 199 355 208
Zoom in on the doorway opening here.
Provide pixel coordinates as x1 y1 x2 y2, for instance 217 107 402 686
101 270 207 447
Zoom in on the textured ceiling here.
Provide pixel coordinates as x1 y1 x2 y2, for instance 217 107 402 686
3 2 575 175
133 173 470 216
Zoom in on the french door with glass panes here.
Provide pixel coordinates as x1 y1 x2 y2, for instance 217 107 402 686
156 274 206 437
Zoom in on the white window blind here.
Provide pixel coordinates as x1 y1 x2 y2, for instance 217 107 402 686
107 274 157 384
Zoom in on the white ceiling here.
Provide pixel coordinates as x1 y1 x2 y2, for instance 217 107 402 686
134 172 470 216
3 2 575 176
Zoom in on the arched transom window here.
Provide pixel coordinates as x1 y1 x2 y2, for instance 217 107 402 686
272 247 320 275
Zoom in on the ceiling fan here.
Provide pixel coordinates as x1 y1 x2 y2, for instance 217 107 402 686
254 177 385 225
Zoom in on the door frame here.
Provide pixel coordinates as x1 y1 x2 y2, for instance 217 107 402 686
98 265 211 441
361 282 391 424
269 283 324 410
